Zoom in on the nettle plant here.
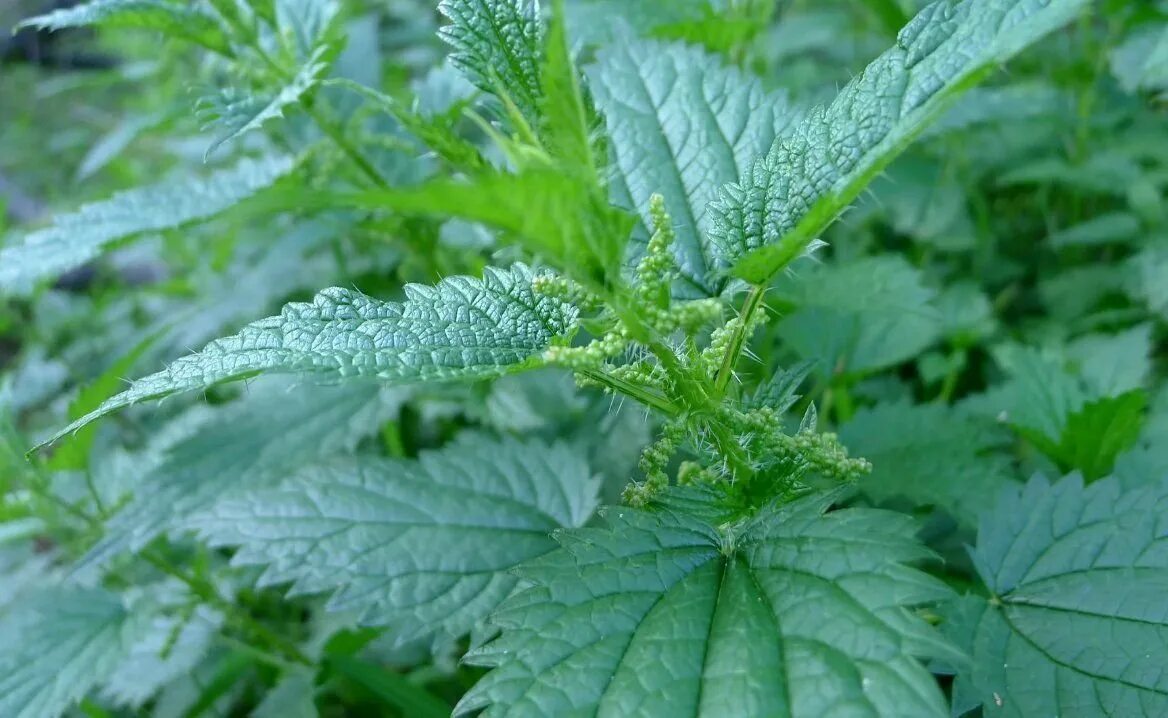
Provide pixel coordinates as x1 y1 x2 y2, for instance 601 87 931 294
3 0 1168 716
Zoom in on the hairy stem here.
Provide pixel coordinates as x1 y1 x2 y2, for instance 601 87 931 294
714 285 765 397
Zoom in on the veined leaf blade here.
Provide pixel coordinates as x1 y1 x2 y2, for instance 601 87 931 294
708 0 1090 284
40 265 575 448
188 434 600 647
944 474 1168 716
459 490 958 716
589 39 801 294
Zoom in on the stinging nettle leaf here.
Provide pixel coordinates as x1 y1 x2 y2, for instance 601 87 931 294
0 155 295 296
943 474 1168 717
706 0 1090 284
588 39 802 294
75 378 407 574
438 0 543 121
16 0 234 55
42 265 576 448
188 433 600 648
0 586 151 718
459 489 960 717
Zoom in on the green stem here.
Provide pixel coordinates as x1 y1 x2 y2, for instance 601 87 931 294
714 285 765 398
577 368 680 416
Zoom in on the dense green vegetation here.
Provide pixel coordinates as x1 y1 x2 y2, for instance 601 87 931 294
1 0 1166 716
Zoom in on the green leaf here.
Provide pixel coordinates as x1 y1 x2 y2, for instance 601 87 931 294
42 265 575 446
275 0 339 60
459 490 958 717
1066 324 1154 397
189 434 600 647
329 656 448 718
0 586 150 718
963 346 1087 446
1111 23 1168 94
198 46 333 159
252 667 319 718
840 401 1014 524
1050 391 1147 481
588 39 801 294
101 606 222 709
707 0 1089 284
943 474 1168 717
1130 247 1168 320
743 360 815 415
772 255 942 375
0 155 294 296
438 0 542 121
16 0 233 55
46 330 161 472
1047 212 1142 249
75 378 406 574
336 173 635 292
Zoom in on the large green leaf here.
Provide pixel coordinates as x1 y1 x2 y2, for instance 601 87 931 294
706 0 1089 284
0 155 294 295
75 378 406 574
16 0 233 55
588 39 801 294
438 0 542 121
460 490 958 717
840 401 1013 524
43 265 576 446
942 474 1168 717
0 586 150 718
189 434 599 648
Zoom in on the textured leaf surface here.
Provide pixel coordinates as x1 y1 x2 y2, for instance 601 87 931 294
0 586 149 718
16 0 232 54
0 155 294 295
840 401 1013 523
438 0 542 120
588 39 801 293
460 490 958 717
46 265 575 444
707 0 1089 283
190 434 599 647
75 378 405 574
943 474 1168 717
